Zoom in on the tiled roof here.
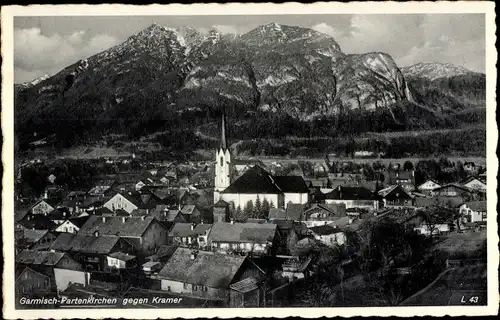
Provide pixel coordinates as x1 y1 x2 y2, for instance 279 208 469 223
229 277 259 293
180 205 197 215
157 247 247 288
16 249 65 266
414 196 464 208
268 208 287 220
272 176 309 193
68 216 90 228
108 252 136 261
17 229 49 244
222 165 282 194
286 204 306 221
78 215 159 237
208 222 277 244
378 185 413 199
50 233 121 254
170 223 212 237
325 186 376 200
309 224 343 236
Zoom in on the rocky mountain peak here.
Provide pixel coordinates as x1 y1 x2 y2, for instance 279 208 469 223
401 62 476 80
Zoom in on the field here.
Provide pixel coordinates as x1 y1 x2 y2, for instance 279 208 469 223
434 230 487 256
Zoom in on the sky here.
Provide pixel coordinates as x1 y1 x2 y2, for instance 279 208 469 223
14 14 485 83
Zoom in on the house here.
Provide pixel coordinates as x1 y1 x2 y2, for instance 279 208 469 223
302 203 347 227
180 204 203 223
15 229 57 251
417 179 442 195
391 170 415 191
208 222 279 256
54 216 90 234
220 165 309 209
378 185 414 208
106 252 137 270
50 233 134 272
155 247 266 307
233 159 266 174
169 223 213 248
17 214 55 231
88 180 117 197
431 184 473 198
16 249 89 293
461 177 486 192
213 199 230 223
105 191 165 215
77 216 169 255
309 224 347 247
324 186 379 211
281 256 313 282
268 208 287 221
459 201 487 223
29 198 59 215
16 267 53 296
47 208 72 225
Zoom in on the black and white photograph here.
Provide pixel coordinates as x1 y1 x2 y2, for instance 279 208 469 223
1 2 498 318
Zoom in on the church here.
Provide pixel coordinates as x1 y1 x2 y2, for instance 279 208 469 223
213 111 309 210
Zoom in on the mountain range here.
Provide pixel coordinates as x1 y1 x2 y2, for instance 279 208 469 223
15 23 486 152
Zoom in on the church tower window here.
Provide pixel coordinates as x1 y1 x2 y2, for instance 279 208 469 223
220 156 224 167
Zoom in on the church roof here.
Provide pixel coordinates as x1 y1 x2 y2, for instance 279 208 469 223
222 165 282 194
220 109 228 151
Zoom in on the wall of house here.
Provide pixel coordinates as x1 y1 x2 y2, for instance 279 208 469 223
315 232 346 246
325 199 378 210
414 223 450 236
16 268 52 295
212 241 269 255
221 193 280 210
134 221 168 255
460 205 486 223
161 279 226 300
53 268 88 291
57 255 84 271
463 180 486 191
283 193 308 207
103 194 138 213
32 201 54 215
106 257 127 269
55 221 79 233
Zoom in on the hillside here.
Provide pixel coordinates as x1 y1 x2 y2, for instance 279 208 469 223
14 23 486 157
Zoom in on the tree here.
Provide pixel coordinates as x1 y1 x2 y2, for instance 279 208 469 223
403 160 414 171
243 200 254 220
234 205 243 221
254 195 262 218
261 199 271 219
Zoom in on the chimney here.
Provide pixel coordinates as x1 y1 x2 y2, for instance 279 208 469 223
191 223 196 230
122 217 126 223
146 208 149 215
230 219 235 225
43 190 48 199
94 230 99 237
141 216 146 221
348 217 353 224
102 216 106 223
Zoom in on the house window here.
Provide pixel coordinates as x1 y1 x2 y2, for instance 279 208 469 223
167 286 171 292
193 285 198 291
183 283 189 289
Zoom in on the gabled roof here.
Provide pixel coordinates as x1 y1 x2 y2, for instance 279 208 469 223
213 199 230 208
108 252 136 261
68 216 90 228
304 203 346 218
208 222 277 244
77 215 161 238
309 224 343 236
16 249 65 266
17 229 49 243
157 247 247 288
272 176 309 193
461 176 487 185
50 233 122 254
30 198 59 209
378 185 413 199
229 277 259 293
268 208 287 220
180 204 197 215
170 223 212 237
18 215 54 230
432 183 472 192
325 186 376 200
222 165 282 194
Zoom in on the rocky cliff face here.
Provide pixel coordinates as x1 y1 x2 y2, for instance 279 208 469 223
15 23 423 142
401 62 476 81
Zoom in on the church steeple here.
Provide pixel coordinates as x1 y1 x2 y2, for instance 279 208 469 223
220 109 227 151
214 108 231 203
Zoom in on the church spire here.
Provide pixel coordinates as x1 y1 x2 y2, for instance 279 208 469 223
220 109 227 151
